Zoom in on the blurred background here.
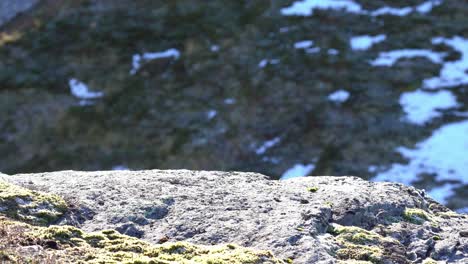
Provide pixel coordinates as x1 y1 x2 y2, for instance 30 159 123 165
0 0 466 211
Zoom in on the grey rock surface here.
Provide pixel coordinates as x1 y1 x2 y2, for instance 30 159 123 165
2 170 467 263
0 0 39 27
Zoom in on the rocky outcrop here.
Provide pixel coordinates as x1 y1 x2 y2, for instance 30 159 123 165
1 170 466 263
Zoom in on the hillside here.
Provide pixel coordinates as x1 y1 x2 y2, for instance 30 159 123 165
0 0 467 211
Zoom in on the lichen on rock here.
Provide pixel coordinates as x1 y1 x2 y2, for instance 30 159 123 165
328 223 404 263
0 216 283 263
403 208 431 225
1 170 467 263
0 179 67 225
0 178 284 263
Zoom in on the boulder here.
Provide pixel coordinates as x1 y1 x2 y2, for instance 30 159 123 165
1 170 466 263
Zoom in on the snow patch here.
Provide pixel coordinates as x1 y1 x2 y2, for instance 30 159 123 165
416 0 442 14
294 40 314 49
400 89 458 125
69 79 103 106
350 35 386 50
370 49 445 66
373 120 468 188
281 0 362 16
130 48 180 75
370 6 412 17
281 0 441 17
328 89 350 103
424 36 468 89
207 110 217 120
280 163 315 180
258 59 280 68
256 137 281 155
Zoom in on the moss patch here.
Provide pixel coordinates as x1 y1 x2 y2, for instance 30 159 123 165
0 178 282 264
402 208 431 225
0 219 282 263
0 179 67 225
328 224 403 264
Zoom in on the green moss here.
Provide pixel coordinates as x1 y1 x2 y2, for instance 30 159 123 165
21 220 283 263
0 179 67 225
336 244 382 263
0 182 282 262
403 208 430 225
329 224 401 264
435 211 464 219
307 186 319 193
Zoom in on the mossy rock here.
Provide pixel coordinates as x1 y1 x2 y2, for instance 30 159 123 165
329 224 402 264
0 212 284 264
1 189 287 264
0 179 67 225
402 208 431 225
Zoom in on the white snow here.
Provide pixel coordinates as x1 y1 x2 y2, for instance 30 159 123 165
69 79 104 102
281 0 441 17
280 163 315 180
416 0 442 14
130 48 180 75
424 36 468 89
207 110 217 120
258 59 268 68
370 49 445 67
258 59 280 68
399 89 458 125
374 120 468 187
294 40 314 49
256 137 281 155
371 0 441 16
224 98 236 105
281 0 362 16
370 6 412 17
350 35 386 51
328 89 350 103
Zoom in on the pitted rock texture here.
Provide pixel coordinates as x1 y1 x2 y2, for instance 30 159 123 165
1 170 467 263
0 0 38 27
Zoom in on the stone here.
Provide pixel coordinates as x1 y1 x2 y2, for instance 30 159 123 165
2 170 466 263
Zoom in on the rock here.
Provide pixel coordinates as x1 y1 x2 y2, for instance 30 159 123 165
115 223 144 238
2 170 467 263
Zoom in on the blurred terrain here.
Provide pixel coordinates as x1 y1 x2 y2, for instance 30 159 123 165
0 0 467 210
